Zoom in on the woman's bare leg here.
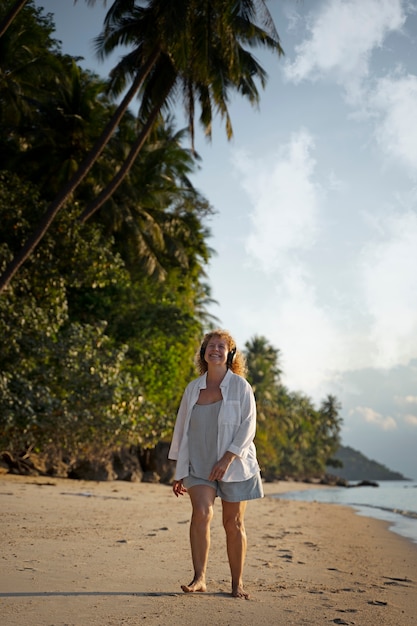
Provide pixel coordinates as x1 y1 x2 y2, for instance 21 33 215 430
222 499 249 598
181 484 216 593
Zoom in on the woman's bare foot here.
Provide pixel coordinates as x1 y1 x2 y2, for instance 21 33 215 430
181 579 207 593
232 584 250 599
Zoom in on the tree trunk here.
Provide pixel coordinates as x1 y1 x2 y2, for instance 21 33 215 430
0 47 160 295
79 88 173 223
0 0 28 38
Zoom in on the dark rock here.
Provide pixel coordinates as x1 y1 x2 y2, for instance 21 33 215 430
31 451 70 478
348 479 379 488
138 442 175 484
112 448 143 482
320 473 349 487
44 457 70 478
68 458 116 481
142 470 160 483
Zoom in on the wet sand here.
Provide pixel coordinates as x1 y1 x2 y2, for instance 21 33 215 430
0 474 416 625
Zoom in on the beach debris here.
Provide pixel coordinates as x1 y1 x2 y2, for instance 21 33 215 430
368 599 388 605
382 576 412 587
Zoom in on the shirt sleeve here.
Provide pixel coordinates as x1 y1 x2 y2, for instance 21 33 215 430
168 386 190 461
226 381 257 458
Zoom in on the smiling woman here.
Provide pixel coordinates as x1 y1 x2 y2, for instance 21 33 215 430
168 328 263 599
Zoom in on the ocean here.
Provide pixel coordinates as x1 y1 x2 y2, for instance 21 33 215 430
272 480 417 545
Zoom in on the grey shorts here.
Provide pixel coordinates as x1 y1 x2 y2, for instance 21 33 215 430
183 471 264 502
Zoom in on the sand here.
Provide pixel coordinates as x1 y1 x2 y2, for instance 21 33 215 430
0 473 416 626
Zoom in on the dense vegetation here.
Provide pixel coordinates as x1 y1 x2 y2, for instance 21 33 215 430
0 1 342 481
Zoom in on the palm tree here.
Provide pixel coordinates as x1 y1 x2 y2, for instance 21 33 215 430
245 335 282 397
0 1 60 137
89 115 214 280
0 0 283 293
0 0 28 38
81 0 284 219
17 61 111 199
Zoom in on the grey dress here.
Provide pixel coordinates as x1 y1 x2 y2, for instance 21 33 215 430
188 400 222 480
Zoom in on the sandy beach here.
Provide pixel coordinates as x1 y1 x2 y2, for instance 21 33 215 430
1 474 416 626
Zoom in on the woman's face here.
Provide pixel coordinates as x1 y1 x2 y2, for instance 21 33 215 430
204 335 229 368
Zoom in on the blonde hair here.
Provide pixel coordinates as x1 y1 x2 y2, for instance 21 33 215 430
196 329 247 377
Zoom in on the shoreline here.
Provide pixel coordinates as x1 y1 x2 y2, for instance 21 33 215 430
267 479 417 547
1 474 416 625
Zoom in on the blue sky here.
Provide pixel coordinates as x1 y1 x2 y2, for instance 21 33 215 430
35 0 417 479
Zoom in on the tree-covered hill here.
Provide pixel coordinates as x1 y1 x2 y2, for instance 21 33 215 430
326 445 408 481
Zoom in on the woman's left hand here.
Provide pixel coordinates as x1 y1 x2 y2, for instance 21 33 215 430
208 452 236 481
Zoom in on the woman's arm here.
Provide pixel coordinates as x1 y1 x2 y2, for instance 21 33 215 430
226 383 257 458
168 388 190 461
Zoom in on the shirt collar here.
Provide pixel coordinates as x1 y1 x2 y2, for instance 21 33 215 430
199 369 232 389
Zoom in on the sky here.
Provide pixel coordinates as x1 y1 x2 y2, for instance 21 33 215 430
34 0 417 479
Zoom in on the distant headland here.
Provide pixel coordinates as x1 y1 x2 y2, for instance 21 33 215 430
326 445 409 481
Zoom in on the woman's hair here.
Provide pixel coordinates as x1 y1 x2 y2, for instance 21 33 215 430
195 328 247 377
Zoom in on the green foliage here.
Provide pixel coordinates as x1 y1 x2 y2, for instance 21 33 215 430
0 0 63 166
0 322 149 456
18 61 112 200
0 3 342 481
0 1 216 461
0 172 151 457
245 337 342 480
0 116 212 459
0 169 343 476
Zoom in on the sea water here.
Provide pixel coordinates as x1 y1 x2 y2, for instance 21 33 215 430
273 480 417 545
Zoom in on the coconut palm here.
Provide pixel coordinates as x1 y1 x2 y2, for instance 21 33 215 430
0 0 28 38
0 0 283 293
90 115 214 280
17 61 111 199
81 0 283 220
0 1 60 138
245 335 282 394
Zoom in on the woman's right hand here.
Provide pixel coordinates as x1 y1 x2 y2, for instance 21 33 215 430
172 480 187 497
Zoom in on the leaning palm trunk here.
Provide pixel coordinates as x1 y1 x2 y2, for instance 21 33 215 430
0 0 283 294
79 88 173 223
0 48 160 294
0 0 28 38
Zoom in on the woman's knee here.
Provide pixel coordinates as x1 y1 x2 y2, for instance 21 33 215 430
192 504 213 526
189 486 216 526
223 511 245 536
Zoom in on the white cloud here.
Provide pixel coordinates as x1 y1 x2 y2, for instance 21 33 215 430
369 73 417 175
352 406 397 430
241 129 321 271
404 414 417 426
283 2 417 177
284 0 406 99
233 130 343 396
236 267 344 399
359 209 417 367
394 394 417 405
270 270 342 396
233 125 417 396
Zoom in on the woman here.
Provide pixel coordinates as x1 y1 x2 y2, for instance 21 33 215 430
168 329 263 599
